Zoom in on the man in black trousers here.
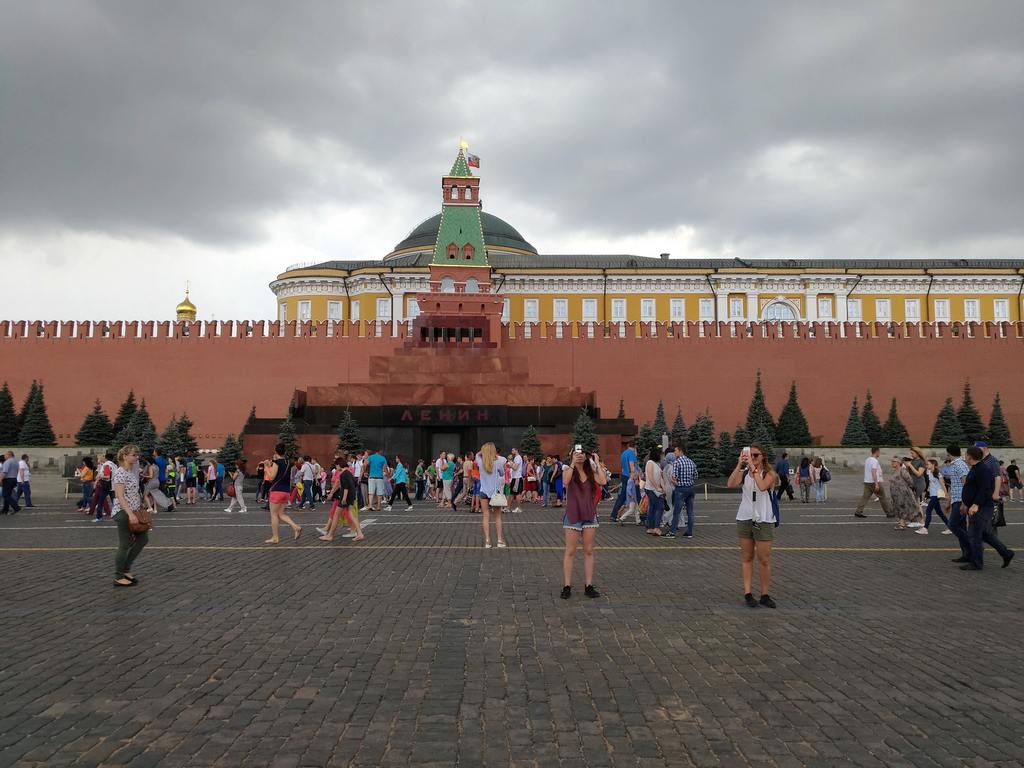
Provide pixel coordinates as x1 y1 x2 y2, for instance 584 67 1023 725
1 450 21 514
960 446 1014 571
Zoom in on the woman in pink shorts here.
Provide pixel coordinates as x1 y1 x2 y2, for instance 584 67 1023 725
263 442 302 544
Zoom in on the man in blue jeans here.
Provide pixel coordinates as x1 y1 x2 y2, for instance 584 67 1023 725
960 446 1014 571
667 443 698 539
611 439 639 522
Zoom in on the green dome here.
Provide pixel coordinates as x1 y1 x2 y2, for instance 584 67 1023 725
392 211 537 255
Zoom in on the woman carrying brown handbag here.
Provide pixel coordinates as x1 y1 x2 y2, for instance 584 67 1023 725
112 443 150 587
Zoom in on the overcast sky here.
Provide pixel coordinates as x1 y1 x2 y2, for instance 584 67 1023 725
2 1 1022 321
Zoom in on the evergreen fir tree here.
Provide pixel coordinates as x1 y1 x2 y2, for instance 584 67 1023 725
860 391 884 446
120 401 157 455
775 382 813 446
277 416 300 461
686 412 717 478
732 425 750 452
16 380 40 433
17 382 56 446
930 398 966 447
717 431 736 477
519 425 542 460
571 410 599 453
75 400 114 446
881 398 911 446
635 422 656 462
157 417 184 458
217 434 243 466
177 413 199 456
670 407 687 448
112 390 138 437
987 393 1013 447
956 381 987 443
744 371 776 445
652 400 669 444
840 398 870 447
617 399 625 419
0 382 19 444
335 408 364 454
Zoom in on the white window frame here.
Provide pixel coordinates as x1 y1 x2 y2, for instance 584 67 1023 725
875 299 891 321
298 300 312 322
669 298 685 322
994 299 1009 321
464 277 479 293
934 299 950 322
640 298 656 321
553 298 569 322
817 297 833 320
904 298 920 322
964 298 980 322
501 298 510 322
406 298 420 320
350 300 360 321
524 298 539 322
278 303 287 323
847 298 862 320
611 298 627 321
376 298 391 319
327 301 342 321
728 297 744 320
699 298 714 321
582 298 598 322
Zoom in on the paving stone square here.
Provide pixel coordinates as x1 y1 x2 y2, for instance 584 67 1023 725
1 476 1021 767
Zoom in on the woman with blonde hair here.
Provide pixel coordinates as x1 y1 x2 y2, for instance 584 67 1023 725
476 442 508 548
111 444 148 587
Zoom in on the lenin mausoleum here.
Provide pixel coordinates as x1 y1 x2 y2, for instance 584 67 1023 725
3 146 1023 466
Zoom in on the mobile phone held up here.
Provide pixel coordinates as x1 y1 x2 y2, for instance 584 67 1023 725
741 446 751 465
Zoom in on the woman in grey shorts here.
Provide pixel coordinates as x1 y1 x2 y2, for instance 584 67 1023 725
727 443 778 609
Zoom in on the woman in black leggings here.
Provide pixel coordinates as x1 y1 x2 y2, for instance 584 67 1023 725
384 455 414 511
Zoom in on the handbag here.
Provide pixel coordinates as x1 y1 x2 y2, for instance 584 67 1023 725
128 507 153 534
489 490 508 507
226 484 236 497
994 504 1007 528
820 467 831 483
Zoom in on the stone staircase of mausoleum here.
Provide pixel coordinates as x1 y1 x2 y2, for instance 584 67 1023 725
307 347 593 408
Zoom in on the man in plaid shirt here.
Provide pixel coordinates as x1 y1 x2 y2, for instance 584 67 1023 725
666 444 698 539
943 444 972 562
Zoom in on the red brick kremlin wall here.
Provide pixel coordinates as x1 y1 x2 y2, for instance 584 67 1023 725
2 319 1022 449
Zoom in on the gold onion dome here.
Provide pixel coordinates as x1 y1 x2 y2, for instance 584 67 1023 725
176 290 197 320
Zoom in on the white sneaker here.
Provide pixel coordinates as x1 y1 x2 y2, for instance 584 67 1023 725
915 527 929 535
405 505 415 511
342 532 357 538
907 522 923 528
383 505 392 511
316 527 327 535
941 529 952 535
224 508 233 513
513 507 522 514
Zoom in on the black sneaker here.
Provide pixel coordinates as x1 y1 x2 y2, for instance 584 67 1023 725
951 556 971 563
744 593 758 608
560 586 572 599
759 594 777 609
584 584 600 598
682 533 693 538
1002 551 1015 569
664 532 676 539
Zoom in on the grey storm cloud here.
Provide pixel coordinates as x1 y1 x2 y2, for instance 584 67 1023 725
1 0 1022 258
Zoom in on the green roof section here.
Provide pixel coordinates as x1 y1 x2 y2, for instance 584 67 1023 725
392 211 537 254
431 202 489 266
448 147 473 178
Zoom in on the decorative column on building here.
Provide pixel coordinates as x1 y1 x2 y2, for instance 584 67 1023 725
411 142 504 347
746 292 759 322
804 289 818 322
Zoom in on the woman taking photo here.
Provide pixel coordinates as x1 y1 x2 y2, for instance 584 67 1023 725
263 443 302 544
76 456 96 512
476 442 508 548
727 445 778 608
111 444 148 587
560 448 607 599
644 446 665 536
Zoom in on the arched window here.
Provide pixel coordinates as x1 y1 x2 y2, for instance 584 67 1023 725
762 301 798 321
462 244 474 260
440 276 455 293
465 277 479 293
446 242 458 259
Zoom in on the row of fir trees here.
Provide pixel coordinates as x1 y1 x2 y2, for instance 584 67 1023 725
0 381 57 446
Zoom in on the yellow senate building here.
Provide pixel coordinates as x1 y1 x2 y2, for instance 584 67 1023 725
271 150 1024 326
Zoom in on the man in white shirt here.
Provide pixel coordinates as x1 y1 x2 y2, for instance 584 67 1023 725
855 447 892 518
508 448 524 513
1 451 20 513
298 455 317 510
15 454 33 507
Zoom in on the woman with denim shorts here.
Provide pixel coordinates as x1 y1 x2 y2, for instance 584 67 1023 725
560 449 607 600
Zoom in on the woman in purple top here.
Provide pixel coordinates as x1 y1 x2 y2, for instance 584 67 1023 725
560 449 607 600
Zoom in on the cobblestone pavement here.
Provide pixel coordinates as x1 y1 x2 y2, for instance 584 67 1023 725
0 484 1021 767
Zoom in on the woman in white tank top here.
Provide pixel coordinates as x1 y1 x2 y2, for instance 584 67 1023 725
727 444 778 609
